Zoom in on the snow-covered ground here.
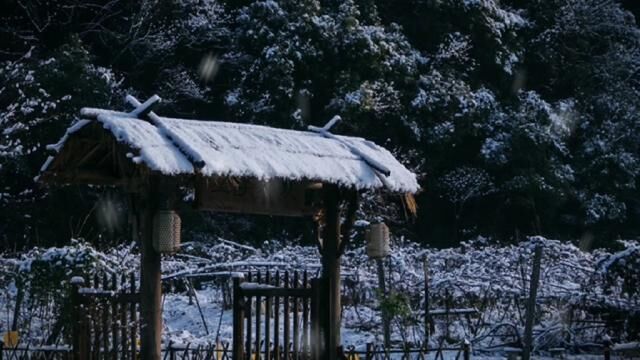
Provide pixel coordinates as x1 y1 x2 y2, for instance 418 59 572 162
0 236 638 358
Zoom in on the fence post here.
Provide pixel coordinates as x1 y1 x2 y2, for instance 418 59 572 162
70 276 87 360
233 275 245 360
522 246 542 360
1 339 4 360
423 257 430 348
365 343 373 360
130 272 138 359
603 336 611 360
463 339 470 360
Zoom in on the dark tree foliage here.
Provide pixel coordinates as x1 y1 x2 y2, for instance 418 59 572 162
1 0 639 249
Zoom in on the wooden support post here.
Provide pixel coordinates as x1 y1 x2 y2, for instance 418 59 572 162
139 178 162 360
321 185 341 360
522 246 542 360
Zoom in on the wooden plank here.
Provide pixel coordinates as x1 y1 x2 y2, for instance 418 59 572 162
76 292 140 303
429 308 478 316
239 288 313 298
40 169 128 186
194 178 321 217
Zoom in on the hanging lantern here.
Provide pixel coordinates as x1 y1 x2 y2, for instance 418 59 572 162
152 210 181 254
366 222 390 259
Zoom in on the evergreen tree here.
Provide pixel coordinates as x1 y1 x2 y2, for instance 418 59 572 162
0 40 123 248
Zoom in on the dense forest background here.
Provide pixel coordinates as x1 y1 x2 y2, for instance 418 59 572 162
2 0 640 250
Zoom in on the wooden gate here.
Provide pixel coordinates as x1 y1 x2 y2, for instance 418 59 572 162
232 271 321 360
70 274 139 360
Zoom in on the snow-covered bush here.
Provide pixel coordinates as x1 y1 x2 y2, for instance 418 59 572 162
1 236 638 351
0 240 138 342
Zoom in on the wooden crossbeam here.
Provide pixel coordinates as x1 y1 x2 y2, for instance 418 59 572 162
127 94 161 119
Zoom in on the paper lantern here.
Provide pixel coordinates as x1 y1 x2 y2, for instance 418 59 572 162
366 222 390 258
153 210 181 254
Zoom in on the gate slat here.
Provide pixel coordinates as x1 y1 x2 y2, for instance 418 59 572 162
246 272 253 360
120 274 127 360
283 271 290 360
302 271 309 359
310 279 321 360
129 273 137 360
274 271 280 360
265 271 271 360
93 274 100 360
102 274 109 360
255 271 262 360
111 275 118 360
293 271 299 360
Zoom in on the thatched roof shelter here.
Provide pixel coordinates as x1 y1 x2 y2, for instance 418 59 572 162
38 95 419 360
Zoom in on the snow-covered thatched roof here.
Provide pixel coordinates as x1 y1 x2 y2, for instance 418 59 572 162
41 96 419 193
